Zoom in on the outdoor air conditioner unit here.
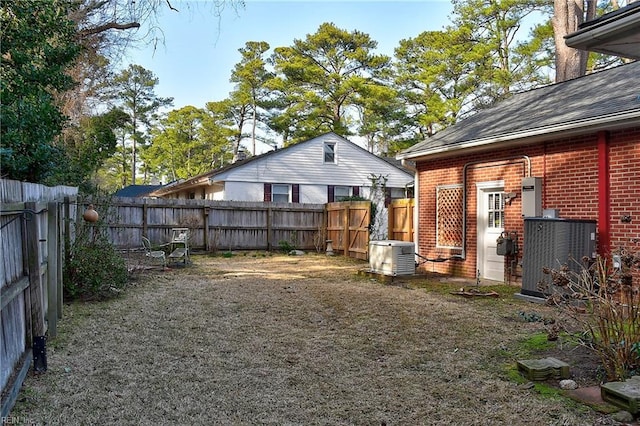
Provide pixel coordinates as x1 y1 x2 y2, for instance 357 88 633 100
369 240 416 276
521 218 597 299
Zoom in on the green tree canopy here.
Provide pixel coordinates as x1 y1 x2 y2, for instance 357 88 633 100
267 22 392 145
389 0 554 149
230 41 273 155
106 64 173 184
58 108 129 192
450 0 553 107
1 0 80 183
145 106 232 182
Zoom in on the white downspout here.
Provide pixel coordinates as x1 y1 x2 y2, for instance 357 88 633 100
401 159 419 255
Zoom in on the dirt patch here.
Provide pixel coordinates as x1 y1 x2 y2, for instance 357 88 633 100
11 253 620 425
539 339 606 388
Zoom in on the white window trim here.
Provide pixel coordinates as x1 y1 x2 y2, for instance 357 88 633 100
272 184 291 203
323 142 337 164
333 185 352 201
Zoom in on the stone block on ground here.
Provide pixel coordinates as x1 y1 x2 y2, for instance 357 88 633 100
517 357 570 381
601 376 640 414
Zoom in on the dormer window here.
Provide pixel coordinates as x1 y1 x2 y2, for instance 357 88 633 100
324 142 336 163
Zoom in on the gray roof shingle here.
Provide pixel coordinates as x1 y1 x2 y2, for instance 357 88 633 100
399 61 640 159
113 184 165 197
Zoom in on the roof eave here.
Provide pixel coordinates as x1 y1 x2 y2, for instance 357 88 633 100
397 111 640 162
149 177 212 196
564 9 640 59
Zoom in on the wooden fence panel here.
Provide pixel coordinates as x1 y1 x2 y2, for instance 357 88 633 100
1 179 77 418
326 201 371 260
388 198 414 242
347 202 371 260
102 198 327 252
327 203 346 252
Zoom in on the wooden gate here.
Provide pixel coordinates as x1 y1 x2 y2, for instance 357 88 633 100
326 201 370 260
388 198 414 242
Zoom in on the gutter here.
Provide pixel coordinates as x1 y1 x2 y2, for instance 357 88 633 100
564 5 640 54
397 110 640 161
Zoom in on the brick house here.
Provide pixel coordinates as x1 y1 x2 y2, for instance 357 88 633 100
396 61 640 284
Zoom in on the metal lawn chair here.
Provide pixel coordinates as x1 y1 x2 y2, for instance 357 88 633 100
168 228 190 265
142 236 167 268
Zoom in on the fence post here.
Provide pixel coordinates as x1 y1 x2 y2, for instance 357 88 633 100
203 206 210 252
25 202 45 336
57 202 64 320
342 204 350 257
47 202 58 338
63 196 71 267
267 207 272 251
142 200 148 238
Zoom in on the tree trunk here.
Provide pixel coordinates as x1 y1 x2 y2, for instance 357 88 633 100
251 105 257 156
552 0 588 82
131 127 137 185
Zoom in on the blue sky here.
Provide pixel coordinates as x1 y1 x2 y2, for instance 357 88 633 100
124 1 455 110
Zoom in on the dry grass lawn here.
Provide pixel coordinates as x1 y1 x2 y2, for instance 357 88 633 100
12 253 613 425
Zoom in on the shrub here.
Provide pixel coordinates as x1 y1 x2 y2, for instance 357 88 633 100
278 231 298 254
542 247 640 381
64 221 128 302
65 239 128 301
278 239 295 254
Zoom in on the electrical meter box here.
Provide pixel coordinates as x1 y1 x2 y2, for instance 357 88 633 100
522 177 542 217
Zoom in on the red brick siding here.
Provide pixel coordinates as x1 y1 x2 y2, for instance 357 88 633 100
609 132 640 251
415 127 640 281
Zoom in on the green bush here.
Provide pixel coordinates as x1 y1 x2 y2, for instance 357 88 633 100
64 232 128 301
278 230 298 254
278 239 295 253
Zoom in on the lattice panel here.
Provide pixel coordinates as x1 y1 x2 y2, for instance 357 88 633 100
436 185 463 248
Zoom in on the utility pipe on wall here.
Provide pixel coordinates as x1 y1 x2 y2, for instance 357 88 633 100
460 156 531 260
401 159 419 251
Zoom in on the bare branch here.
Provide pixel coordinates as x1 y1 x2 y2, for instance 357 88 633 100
165 0 179 12
80 21 141 37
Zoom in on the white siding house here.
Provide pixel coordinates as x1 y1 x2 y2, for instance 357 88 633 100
151 133 414 204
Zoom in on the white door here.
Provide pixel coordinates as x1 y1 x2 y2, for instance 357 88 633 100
477 185 505 282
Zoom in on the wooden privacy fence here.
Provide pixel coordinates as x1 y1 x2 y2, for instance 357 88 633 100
388 198 414 242
93 198 374 258
1 179 77 418
99 198 327 252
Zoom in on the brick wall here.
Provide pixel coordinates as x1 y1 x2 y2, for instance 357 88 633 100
415 127 640 281
609 129 640 250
